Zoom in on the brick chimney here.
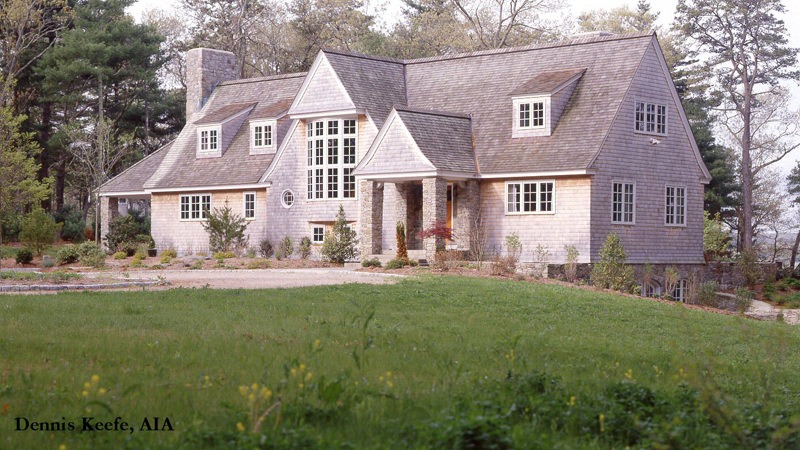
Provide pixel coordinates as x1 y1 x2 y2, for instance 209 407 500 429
185 48 237 121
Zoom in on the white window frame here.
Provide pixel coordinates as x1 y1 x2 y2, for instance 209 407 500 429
673 279 687 302
505 180 555 215
634 100 668 136
306 117 358 201
180 194 212 221
612 181 636 224
664 185 686 227
281 189 295 209
250 120 276 155
312 226 325 244
512 96 551 137
197 125 221 155
243 191 256 220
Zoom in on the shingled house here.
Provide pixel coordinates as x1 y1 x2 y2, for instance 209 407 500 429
98 31 711 265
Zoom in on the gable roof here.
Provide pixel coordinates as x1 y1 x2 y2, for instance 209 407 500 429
99 142 172 195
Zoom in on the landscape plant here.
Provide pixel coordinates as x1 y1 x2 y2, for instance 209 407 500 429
664 266 679 300
202 202 249 254
19 208 61 256
396 221 408 262
276 236 293 260
321 205 358 263
299 237 312 259
564 244 579 282
591 233 636 293
259 239 273 258
54 205 86 242
703 211 729 261
105 213 151 255
15 248 33 264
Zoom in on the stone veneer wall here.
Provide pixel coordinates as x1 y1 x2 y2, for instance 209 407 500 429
359 180 384 257
185 48 237 121
422 177 447 261
100 197 120 251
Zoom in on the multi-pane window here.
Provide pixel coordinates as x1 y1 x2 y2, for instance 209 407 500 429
506 181 554 214
612 182 635 224
673 279 687 302
281 190 294 208
518 101 545 129
244 192 255 219
252 124 272 148
635 102 667 135
307 118 357 200
665 185 686 226
312 226 325 244
199 129 218 152
180 194 211 220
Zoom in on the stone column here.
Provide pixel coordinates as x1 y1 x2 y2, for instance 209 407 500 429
422 177 447 262
100 196 119 252
358 180 383 258
455 180 481 253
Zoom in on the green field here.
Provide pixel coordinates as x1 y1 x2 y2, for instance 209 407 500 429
1 275 799 449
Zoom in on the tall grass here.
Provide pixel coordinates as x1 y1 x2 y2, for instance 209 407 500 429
1 275 799 449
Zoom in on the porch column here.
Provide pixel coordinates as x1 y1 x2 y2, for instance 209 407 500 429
422 177 447 262
100 196 119 252
358 180 383 258
455 180 481 253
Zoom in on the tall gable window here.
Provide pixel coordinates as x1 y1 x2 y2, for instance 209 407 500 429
180 194 211 220
250 120 276 154
665 185 686 226
506 181 555 214
307 118 357 200
612 181 635 224
635 101 667 135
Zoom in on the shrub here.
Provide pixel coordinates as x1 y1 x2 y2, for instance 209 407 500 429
533 244 550 278
736 248 761 288
703 211 729 261
433 249 462 271
214 251 235 260
56 245 81 265
591 233 635 293
259 239 274 258
19 209 61 256
160 255 172 264
202 203 249 254
245 259 270 269
321 205 358 263
161 248 177 258
15 248 33 264
734 287 754 313
276 236 293 260
697 281 719 307
664 266 679 300
490 254 518 276
113 251 127 260
299 237 312 259
385 258 406 269
77 242 106 268
245 247 256 258
564 245 579 282
129 258 143 268
54 205 86 242
105 215 145 254
396 221 408 261
361 257 382 268
418 221 453 253
41 256 55 268
1 211 21 242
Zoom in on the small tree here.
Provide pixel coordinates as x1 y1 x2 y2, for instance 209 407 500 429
321 205 358 263
591 233 635 293
19 209 62 256
703 211 729 261
564 244 579 282
396 221 408 261
299 237 312 259
202 202 249 254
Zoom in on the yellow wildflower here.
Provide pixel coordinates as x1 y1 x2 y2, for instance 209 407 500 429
91 375 100 384
624 369 633 380
81 390 89 398
83 382 91 390
305 372 313 382
59 445 67 450
251 383 258 391
236 422 245 432
98 388 106 396
568 396 576 406
239 385 247 397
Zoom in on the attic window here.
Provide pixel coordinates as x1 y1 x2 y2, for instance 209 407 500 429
198 126 220 154
250 120 276 154
518 101 545 129
512 96 550 137
635 101 667 135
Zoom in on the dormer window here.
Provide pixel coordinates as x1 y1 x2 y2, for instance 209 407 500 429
635 101 667 135
512 96 550 137
197 125 221 158
250 120 276 155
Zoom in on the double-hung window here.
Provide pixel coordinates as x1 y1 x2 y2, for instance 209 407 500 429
635 101 667 135
506 181 554 214
312 226 325 244
198 128 219 152
180 194 211 220
612 182 635 224
244 192 256 219
665 185 686 226
307 118 357 200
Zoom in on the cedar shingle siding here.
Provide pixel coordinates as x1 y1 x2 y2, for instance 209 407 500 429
99 33 709 262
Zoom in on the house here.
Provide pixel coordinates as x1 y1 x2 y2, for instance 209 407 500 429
98 31 711 265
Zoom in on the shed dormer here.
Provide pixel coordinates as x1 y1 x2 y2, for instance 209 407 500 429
193 102 255 159
510 68 585 138
248 99 293 155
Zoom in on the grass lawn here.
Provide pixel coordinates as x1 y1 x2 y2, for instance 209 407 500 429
1 275 799 449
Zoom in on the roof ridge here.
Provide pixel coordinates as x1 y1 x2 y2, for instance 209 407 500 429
404 31 655 65
394 106 470 120
321 48 405 65
218 72 308 86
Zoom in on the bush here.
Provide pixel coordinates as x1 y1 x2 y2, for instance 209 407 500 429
704 211 729 261
736 248 761 288
245 259 270 269
214 251 235 260
1 211 21 242
160 255 172 264
19 209 61 256
299 237 312 259
56 245 81 264
396 221 408 261
490 254 518 276
42 256 55 268
591 233 636 293
734 287 754 313
697 281 719 306
361 257 382 268
276 236 294 260
321 206 358 263
259 239 274 258
15 248 33 264
105 215 147 254
161 248 177 258
77 242 106 268
54 205 85 242
202 203 249 254
385 258 406 269
113 251 127 260
564 245 579 282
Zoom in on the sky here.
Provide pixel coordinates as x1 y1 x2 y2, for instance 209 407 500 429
127 0 800 173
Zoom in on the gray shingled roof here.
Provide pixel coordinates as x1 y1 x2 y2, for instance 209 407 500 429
194 102 256 125
143 73 305 190
395 108 476 174
99 142 172 194
509 68 586 96
323 51 407 129
404 33 654 174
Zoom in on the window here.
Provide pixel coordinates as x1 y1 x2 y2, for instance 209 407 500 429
635 101 667 135
673 279 687 302
198 128 219 152
312 226 325 244
506 181 554 214
612 182 635 224
180 194 211 220
665 185 686 226
244 192 255 219
517 100 545 129
251 121 275 153
281 190 294 208
306 118 357 200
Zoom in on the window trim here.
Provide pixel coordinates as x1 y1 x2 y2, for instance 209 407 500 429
243 191 256 220
611 180 636 225
197 125 221 154
179 193 212 221
250 120 276 154
634 100 668 136
306 117 358 201
281 189 295 209
504 180 556 215
664 184 687 227
312 225 325 244
673 279 688 302
512 96 551 137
